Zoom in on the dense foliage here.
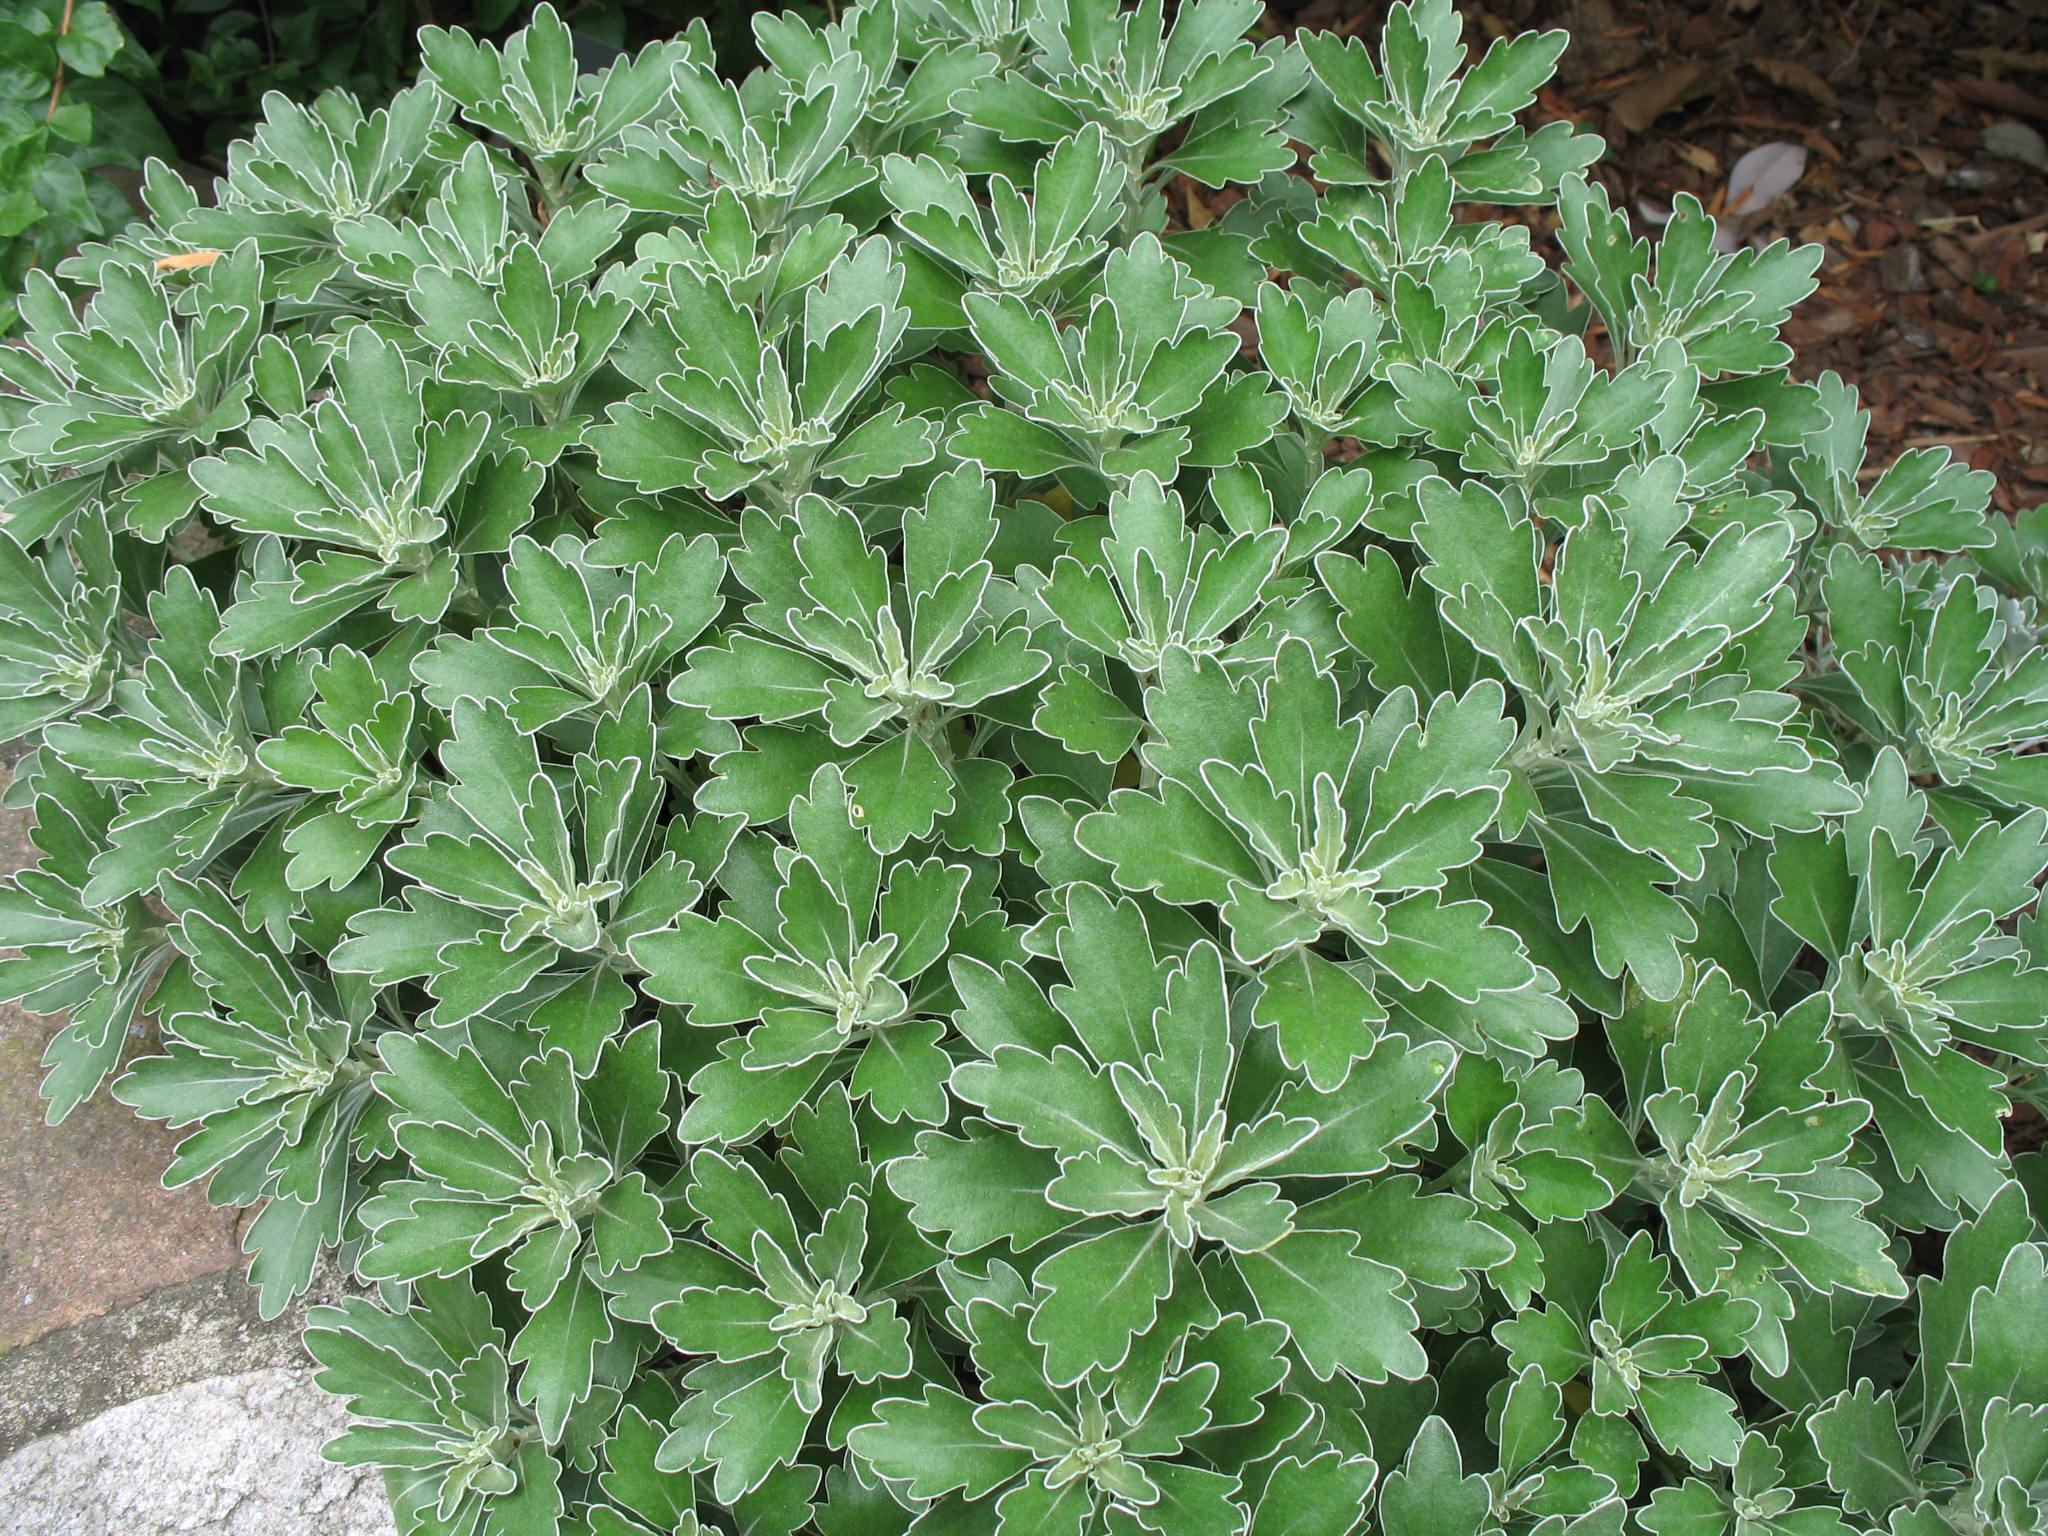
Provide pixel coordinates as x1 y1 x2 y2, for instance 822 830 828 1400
0 0 779 331
4 1 2048 1532
0 0 171 328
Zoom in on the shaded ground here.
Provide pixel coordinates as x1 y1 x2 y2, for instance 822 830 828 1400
1277 0 2048 508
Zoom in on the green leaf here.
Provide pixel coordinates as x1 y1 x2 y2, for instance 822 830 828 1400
845 1386 1031 1501
0 3 2012 1527
888 1126 1076 1254
1076 780 1261 906
1244 1451 1379 1536
1237 1229 1425 1383
510 1266 613 1443
1251 946 1386 1092
1379 1418 1491 1536
1027 1222 1175 1385
1535 818 1696 1001
1809 1381 1920 1518
1953 1242 2048 1426
1034 665 1145 764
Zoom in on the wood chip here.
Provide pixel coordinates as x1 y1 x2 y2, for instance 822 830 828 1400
1878 245 1929 293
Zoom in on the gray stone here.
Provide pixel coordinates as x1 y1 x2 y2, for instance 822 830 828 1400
0 1367 395 1536
0 1267 366 1458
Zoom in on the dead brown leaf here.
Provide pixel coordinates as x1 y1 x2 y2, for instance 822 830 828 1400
1671 141 1720 175
1750 58 1839 111
1954 48 2048 73
1608 58 1725 133
1940 77 2048 120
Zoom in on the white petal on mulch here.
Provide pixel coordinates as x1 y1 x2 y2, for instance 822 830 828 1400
1714 142 1809 252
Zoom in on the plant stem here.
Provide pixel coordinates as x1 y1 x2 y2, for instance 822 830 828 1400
45 0 77 123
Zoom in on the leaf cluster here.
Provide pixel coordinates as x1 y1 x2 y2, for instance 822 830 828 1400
3 3 2046 1534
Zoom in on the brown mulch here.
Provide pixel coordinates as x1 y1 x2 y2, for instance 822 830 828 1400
1271 0 2048 510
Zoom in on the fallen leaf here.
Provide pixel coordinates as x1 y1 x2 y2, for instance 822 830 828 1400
1967 210 2048 246
1609 59 1722 133
1792 305 1860 339
154 250 223 272
1750 58 1839 111
1672 141 1720 176
1984 121 2048 170
1903 145 1950 178
1955 47 2048 71
1940 77 2048 120
1877 245 1928 293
